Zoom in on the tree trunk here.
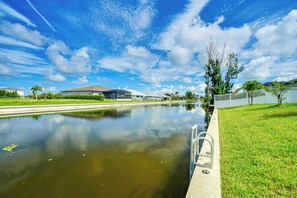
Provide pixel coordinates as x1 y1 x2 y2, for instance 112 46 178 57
35 92 37 100
251 91 253 106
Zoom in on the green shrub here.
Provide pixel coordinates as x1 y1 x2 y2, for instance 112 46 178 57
63 94 105 101
0 90 20 98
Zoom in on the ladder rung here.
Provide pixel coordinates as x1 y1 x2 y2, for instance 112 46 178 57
199 153 211 158
194 162 212 168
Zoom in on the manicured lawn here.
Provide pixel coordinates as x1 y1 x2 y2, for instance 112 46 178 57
0 98 141 106
219 104 297 197
0 98 176 106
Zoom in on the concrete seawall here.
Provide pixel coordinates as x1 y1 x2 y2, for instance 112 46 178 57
0 101 183 118
186 109 221 197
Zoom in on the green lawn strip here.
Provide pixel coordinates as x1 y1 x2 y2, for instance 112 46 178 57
219 104 297 197
0 98 178 106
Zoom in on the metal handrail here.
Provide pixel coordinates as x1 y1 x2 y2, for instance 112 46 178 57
189 125 215 179
192 137 214 169
197 132 214 155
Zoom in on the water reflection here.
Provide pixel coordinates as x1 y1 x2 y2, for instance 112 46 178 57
0 104 205 197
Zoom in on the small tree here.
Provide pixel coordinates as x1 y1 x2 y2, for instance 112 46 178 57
185 91 197 101
266 81 293 105
235 80 263 106
31 85 42 99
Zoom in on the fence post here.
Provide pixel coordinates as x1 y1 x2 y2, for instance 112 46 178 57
229 94 231 107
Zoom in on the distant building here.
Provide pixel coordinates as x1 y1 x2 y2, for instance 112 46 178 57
103 89 131 100
61 86 109 96
144 94 170 101
128 90 146 101
0 88 24 97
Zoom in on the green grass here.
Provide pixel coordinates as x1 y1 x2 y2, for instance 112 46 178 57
0 98 174 106
219 104 297 197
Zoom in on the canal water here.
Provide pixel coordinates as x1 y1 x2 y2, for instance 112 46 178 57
0 103 205 198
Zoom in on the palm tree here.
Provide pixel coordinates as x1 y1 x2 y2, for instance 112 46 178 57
31 85 42 99
235 80 263 106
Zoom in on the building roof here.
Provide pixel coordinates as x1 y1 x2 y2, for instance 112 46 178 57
0 87 23 91
61 86 110 92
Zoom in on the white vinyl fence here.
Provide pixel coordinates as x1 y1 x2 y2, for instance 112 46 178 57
214 90 297 108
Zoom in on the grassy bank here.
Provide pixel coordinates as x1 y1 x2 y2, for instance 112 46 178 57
0 98 179 106
219 104 297 197
0 98 140 106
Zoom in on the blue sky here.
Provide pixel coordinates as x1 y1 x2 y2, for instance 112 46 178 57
0 0 296 95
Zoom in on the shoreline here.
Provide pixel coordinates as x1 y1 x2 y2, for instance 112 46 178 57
0 100 185 118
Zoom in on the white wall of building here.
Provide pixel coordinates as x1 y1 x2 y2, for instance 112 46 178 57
1 88 24 97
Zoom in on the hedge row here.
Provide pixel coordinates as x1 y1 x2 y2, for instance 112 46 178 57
0 90 20 98
63 94 104 101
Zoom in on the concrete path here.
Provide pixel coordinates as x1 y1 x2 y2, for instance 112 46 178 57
0 101 182 117
186 109 221 198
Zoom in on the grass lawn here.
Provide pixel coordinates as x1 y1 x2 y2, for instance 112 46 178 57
219 104 297 197
0 98 143 106
0 98 177 106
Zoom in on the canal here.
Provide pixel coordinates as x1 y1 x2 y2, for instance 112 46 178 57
0 103 205 198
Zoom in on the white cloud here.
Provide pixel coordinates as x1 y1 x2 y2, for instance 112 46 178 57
25 0 56 32
181 77 193 84
96 77 110 82
46 41 92 74
0 49 48 67
73 76 88 84
126 45 151 58
0 48 49 75
168 45 192 66
0 55 16 76
0 35 43 50
152 0 251 72
98 45 158 73
0 20 49 46
68 0 155 44
242 56 275 80
0 1 36 27
45 68 66 82
243 9 297 59
241 9 297 81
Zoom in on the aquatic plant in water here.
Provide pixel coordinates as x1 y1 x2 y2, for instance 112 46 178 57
2 144 18 152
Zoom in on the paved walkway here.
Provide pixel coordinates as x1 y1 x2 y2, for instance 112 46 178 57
186 109 221 198
0 101 182 117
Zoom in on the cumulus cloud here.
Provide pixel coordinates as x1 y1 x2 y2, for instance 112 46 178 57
242 9 297 81
45 68 66 82
168 45 192 66
153 0 251 55
0 1 36 27
98 45 158 73
46 41 92 74
243 10 297 59
0 20 49 46
73 76 88 84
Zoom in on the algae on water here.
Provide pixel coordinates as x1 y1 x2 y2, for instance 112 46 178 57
2 144 18 152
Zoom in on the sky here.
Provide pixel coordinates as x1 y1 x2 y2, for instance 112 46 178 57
0 0 296 95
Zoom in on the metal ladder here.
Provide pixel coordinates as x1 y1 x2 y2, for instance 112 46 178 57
189 124 214 179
